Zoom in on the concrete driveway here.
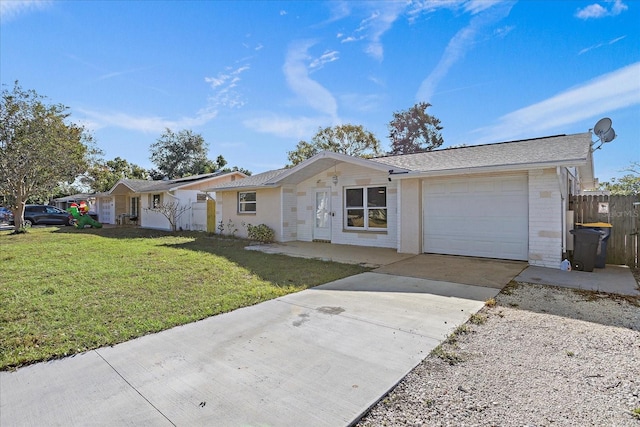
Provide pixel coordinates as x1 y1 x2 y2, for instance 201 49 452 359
1 252 518 426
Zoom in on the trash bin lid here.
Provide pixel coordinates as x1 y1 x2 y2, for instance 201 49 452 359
576 222 612 228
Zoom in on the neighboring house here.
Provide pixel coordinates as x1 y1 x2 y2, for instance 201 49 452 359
95 171 246 231
206 133 596 269
52 194 96 212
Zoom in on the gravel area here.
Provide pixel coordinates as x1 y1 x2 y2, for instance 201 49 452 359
357 282 640 426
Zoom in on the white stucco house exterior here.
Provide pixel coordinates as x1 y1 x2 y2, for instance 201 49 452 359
95 171 246 231
206 133 596 269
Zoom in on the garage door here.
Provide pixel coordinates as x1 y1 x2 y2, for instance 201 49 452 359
423 174 528 260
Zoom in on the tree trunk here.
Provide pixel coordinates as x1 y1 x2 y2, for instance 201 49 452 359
12 198 26 232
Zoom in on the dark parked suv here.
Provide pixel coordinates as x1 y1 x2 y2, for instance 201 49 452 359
23 205 73 227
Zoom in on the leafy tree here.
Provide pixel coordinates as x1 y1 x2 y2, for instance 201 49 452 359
0 82 96 231
149 129 245 179
599 174 640 195
149 128 210 179
388 102 443 155
85 157 149 193
287 124 382 167
599 162 640 195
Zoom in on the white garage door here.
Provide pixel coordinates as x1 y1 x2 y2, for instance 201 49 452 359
423 174 528 260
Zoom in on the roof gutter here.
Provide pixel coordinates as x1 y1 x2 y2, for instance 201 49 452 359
387 158 589 180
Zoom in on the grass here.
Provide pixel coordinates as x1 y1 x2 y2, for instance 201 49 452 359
0 227 369 370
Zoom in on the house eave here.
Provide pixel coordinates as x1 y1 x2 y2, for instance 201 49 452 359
389 158 589 180
207 183 282 192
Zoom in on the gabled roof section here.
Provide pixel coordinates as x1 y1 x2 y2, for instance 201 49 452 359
108 171 245 195
371 133 593 175
204 169 289 191
206 151 399 191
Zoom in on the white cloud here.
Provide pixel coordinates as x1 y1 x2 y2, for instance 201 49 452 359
204 64 250 108
77 108 218 134
0 0 51 21
578 35 626 55
309 50 340 70
576 0 628 19
335 1 405 60
472 62 640 143
417 1 514 102
243 114 331 139
283 40 338 118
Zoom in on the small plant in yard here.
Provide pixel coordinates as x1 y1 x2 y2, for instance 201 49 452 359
245 223 275 243
501 280 519 296
632 408 640 419
217 219 238 237
469 313 487 325
485 297 496 307
566 350 575 357
445 324 469 345
431 344 464 365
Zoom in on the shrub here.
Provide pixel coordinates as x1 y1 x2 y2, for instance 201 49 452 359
245 223 275 243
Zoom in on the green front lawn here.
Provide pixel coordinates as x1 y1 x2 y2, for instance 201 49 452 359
0 227 368 370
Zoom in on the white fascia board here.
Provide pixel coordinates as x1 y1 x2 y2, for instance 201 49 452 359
389 159 589 179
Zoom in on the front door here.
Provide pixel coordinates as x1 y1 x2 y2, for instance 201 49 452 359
314 189 331 241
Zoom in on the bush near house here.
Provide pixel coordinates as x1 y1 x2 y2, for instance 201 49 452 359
245 223 275 243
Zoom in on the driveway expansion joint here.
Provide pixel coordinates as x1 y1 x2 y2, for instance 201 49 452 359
94 349 177 427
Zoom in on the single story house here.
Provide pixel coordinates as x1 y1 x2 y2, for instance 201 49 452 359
95 171 246 231
52 193 96 212
206 133 596 269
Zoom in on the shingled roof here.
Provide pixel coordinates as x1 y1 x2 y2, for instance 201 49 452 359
207 132 594 191
108 171 239 194
371 133 592 174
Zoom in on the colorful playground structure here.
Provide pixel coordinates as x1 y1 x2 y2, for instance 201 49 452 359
67 201 102 229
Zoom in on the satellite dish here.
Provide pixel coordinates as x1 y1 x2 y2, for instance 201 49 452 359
593 117 612 137
591 117 616 151
601 127 616 143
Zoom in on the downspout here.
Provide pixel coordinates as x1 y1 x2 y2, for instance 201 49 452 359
557 167 567 255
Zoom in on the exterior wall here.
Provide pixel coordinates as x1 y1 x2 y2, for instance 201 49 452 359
138 190 207 231
294 163 398 249
96 196 115 224
397 178 421 254
218 187 283 239
140 192 171 230
281 186 297 241
528 168 563 268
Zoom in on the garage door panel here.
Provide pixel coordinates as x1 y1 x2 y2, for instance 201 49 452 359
423 175 528 261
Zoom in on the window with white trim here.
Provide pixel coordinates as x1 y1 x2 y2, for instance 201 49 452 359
238 191 256 213
345 186 387 230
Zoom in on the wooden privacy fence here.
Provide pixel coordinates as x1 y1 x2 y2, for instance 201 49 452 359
570 195 640 267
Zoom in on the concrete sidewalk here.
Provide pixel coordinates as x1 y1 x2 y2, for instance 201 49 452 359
0 272 499 427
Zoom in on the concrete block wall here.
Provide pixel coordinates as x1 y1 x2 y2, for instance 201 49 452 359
281 186 297 241
528 168 562 268
295 163 397 248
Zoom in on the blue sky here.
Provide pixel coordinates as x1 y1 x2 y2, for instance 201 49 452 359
1 0 638 183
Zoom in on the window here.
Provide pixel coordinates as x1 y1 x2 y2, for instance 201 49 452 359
131 197 139 215
238 191 256 213
345 186 387 230
152 194 161 208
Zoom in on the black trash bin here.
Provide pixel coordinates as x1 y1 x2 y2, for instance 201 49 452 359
570 228 600 272
577 222 612 268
